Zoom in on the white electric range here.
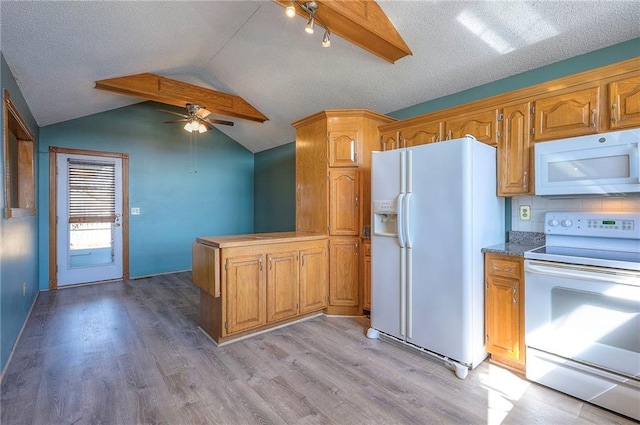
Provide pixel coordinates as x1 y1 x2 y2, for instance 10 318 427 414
524 211 640 420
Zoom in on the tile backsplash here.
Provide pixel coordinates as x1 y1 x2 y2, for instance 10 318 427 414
510 196 640 232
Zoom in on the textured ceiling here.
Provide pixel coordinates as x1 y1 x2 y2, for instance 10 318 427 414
1 1 639 152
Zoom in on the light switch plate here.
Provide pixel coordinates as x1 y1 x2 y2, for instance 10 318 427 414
131 207 140 215
519 205 531 221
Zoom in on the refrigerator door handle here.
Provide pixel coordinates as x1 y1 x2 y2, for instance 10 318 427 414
404 193 412 248
397 193 406 248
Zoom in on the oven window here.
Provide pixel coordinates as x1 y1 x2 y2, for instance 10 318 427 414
551 287 640 354
548 154 629 182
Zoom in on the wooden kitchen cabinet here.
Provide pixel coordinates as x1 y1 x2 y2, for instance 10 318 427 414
299 246 328 314
193 233 327 344
266 251 299 323
329 169 359 236
380 129 399 151
328 129 359 167
363 240 371 312
609 74 640 130
226 254 266 334
498 102 533 196
532 86 600 141
400 120 442 146
485 252 525 372
444 108 499 146
329 237 360 309
293 110 395 315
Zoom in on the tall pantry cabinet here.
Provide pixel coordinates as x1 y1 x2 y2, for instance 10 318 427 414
293 110 395 315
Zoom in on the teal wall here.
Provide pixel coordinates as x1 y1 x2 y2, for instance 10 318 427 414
254 143 296 233
38 102 255 287
0 53 40 373
390 38 640 120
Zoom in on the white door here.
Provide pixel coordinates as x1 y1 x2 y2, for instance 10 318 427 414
56 153 123 285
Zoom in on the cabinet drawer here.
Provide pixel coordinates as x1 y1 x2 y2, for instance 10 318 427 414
486 255 521 278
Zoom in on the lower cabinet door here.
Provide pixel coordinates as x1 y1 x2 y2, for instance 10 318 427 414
266 251 299 323
226 254 266 334
486 275 521 361
299 246 328 314
329 238 359 307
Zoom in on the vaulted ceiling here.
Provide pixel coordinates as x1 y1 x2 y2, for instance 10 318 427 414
1 1 638 152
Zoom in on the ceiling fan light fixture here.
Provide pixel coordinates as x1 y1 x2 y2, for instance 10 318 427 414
322 30 331 47
285 0 296 18
184 122 193 132
198 123 207 133
305 16 314 34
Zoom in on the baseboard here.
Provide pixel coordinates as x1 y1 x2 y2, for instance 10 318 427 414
1 291 39 383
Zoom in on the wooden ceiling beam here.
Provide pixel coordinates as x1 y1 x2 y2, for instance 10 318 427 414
274 0 412 63
95 73 268 123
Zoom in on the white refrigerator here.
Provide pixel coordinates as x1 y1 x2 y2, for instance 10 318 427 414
367 136 504 379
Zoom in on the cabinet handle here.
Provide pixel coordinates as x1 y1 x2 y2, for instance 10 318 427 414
269 258 272 270
259 258 263 271
512 287 517 304
611 103 618 123
590 108 597 128
301 255 305 267
523 171 528 189
447 130 452 140
435 133 440 143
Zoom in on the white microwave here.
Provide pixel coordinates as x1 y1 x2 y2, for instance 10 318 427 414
535 128 640 197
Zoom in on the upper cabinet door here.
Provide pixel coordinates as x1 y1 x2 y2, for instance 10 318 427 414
444 108 498 146
609 75 640 130
498 102 533 196
400 121 442 147
532 86 600 141
329 130 359 167
380 130 400 151
329 169 359 236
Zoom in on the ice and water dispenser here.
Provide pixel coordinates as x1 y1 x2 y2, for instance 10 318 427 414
373 200 398 236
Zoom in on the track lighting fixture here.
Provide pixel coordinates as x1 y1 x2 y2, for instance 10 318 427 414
322 30 331 47
305 16 315 34
284 1 331 48
285 0 296 18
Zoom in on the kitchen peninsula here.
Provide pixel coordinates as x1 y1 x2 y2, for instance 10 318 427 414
192 232 328 345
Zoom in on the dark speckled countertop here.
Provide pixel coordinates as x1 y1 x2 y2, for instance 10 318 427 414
482 231 545 257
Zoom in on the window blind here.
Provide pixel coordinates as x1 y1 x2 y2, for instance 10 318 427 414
68 160 116 223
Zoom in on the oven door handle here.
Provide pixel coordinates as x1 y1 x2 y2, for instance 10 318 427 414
525 260 640 286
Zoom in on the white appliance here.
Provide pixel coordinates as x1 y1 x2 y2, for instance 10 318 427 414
525 211 640 420
366 136 505 379
535 128 640 197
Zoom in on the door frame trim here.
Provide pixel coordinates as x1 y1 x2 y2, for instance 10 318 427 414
49 146 130 290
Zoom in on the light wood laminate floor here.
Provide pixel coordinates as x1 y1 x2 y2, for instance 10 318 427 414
1 272 635 425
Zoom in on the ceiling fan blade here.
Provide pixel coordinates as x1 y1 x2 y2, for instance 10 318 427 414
164 119 189 123
157 109 188 119
205 118 234 127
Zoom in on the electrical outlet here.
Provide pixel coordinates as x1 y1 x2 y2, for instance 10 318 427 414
23 282 27 297
131 207 140 215
519 205 531 221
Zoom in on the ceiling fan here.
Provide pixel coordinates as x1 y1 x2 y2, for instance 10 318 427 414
158 103 234 133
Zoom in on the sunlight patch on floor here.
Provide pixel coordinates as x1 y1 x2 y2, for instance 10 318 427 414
480 363 531 425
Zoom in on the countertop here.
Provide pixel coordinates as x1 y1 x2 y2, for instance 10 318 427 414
482 231 545 257
196 232 326 248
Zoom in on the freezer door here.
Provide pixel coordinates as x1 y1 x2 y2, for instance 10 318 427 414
371 149 405 339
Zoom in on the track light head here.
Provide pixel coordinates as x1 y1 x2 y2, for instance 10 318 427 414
305 16 314 34
285 0 296 18
322 30 331 47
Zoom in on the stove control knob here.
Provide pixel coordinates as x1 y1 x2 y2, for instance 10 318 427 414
561 219 573 228
548 219 559 227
